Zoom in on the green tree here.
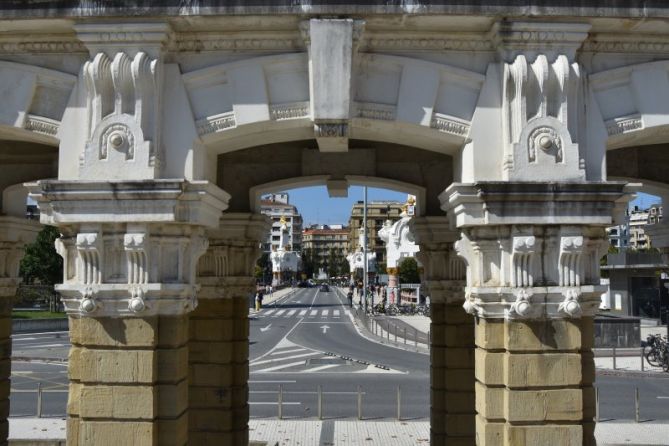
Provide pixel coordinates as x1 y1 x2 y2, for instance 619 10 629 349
301 248 318 279
19 226 63 285
398 256 420 284
255 252 271 283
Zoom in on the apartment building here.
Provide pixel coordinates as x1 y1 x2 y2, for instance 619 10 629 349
348 201 403 265
259 193 303 253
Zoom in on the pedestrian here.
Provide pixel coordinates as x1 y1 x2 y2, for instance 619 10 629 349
255 290 263 312
347 290 353 308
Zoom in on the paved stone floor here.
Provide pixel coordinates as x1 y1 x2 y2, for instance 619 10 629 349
9 418 669 445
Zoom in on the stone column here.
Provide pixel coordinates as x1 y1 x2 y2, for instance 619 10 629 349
189 213 268 445
28 180 228 446
444 182 632 446
412 216 474 446
0 217 40 445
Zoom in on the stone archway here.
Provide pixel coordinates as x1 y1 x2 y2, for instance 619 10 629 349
10 11 648 446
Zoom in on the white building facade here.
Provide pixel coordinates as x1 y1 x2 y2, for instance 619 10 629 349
1 2 669 445
260 193 303 253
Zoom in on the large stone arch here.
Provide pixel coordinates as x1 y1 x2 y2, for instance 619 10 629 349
184 52 484 158
215 139 454 216
592 61 669 150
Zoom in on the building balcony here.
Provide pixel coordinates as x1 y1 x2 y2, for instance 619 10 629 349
602 251 666 270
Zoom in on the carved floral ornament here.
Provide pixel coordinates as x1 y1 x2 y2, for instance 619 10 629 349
58 228 210 318
457 229 605 320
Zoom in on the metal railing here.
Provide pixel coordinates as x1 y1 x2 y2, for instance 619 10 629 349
353 305 429 352
273 384 406 421
10 385 68 418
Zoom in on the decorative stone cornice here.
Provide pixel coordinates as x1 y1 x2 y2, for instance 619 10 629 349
74 23 171 58
27 179 230 229
196 112 236 136
430 113 470 137
270 102 310 121
582 33 669 54
492 21 592 61
442 182 634 229
24 115 59 137
605 114 643 137
361 32 493 52
173 32 303 52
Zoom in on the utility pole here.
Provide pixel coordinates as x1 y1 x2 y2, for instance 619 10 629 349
363 186 368 313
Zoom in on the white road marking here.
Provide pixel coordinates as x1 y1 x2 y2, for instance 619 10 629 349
270 348 304 356
320 325 330 334
264 309 276 316
260 324 272 332
285 310 297 317
17 344 64 349
333 310 340 317
253 360 306 373
251 352 317 366
298 310 307 316
274 310 286 316
321 310 329 317
304 364 340 373
310 310 317 317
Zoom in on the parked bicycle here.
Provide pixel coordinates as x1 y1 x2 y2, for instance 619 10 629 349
642 334 669 372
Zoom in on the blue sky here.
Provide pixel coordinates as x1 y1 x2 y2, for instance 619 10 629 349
285 186 407 226
284 187 662 227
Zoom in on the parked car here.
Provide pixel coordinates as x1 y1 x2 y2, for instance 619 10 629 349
320 284 330 292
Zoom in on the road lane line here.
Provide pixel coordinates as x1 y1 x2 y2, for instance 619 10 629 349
249 290 314 363
304 364 340 373
270 348 304 355
249 380 296 383
253 360 306 372
251 352 317 366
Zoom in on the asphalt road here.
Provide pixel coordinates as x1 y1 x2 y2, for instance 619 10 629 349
7 292 669 421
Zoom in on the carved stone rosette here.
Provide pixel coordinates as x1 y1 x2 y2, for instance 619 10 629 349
443 181 635 320
27 179 230 318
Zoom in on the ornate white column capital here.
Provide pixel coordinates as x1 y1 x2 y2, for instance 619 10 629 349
411 216 465 304
26 179 229 317
443 182 634 320
197 213 270 299
0 217 41 297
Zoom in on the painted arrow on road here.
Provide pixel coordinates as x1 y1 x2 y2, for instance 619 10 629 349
320 325 330 334
260 324 272 332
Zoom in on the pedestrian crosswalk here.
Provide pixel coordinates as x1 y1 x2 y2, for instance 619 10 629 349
257 308 347 320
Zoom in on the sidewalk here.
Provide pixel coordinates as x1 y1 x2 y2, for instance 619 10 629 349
9 418 669 445
249 287 298 315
